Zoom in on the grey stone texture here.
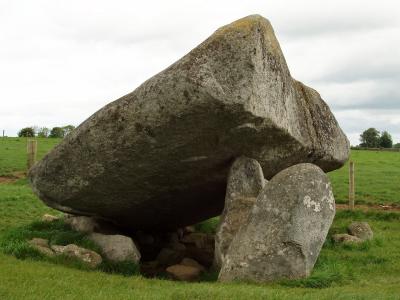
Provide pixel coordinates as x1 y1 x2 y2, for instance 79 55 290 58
218 163 336 283
347 222 373 241
28 15 349 231
88 233 141 263
214 156 265 270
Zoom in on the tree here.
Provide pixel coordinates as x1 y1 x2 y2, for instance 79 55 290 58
394 143 400 149
18 127 35 137
37 127 50 138
379 131 393 148
359 128 380 148
62 125 76 136
49 127 65 138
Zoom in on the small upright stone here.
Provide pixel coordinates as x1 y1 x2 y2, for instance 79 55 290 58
348 222 373 241
214 156 265 270
219 163 336 283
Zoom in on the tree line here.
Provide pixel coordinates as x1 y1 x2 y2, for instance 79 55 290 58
359 128 399 148
18 125 76 138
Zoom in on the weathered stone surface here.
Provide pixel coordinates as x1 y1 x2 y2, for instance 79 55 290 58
42 214 59 222
64 216 99 233
28 238 55 256
214 156 265 270
88 233 141 263
156 243 186 266
332 233 362 244
28 15 349 231
181 233 214 249
348 222 373 241
180 257 206 272
219 163 335 283
166 264 201 281
51 244 102 268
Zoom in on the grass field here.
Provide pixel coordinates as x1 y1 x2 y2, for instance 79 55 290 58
0 137 400 299
0 138 61 176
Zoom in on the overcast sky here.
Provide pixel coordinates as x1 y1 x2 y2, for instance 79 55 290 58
1 0 399 145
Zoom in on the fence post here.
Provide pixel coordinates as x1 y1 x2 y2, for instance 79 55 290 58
27 140 38 170
349 161 355 210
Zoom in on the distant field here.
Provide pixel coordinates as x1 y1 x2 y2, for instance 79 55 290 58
0 137 60 176
1 137 399 205
328 150 400 205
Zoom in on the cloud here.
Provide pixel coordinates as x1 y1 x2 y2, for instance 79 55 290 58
0 0 399 148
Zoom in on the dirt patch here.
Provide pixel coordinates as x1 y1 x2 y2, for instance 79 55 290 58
336 203 400 212
0 171 26 184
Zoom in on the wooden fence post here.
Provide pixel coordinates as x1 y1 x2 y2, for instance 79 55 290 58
349 161 355 210
27 140 37 170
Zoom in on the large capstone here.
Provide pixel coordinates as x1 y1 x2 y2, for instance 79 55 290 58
218 163 336 283
28 15 349 231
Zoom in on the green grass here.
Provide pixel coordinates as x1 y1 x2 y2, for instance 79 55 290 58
328 150 400 205
0 137 60 176
1 137 400 298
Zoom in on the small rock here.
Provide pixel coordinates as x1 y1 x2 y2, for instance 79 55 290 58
348 222 373 241
140 260 164 278
51 244 102 268
180 257 205 272
156 243 186 266
29 238 49 248
88 233 141 263
64 216 99 233
166 264 201 281
332 233 363 244
28 238 55 256
42 214 59 222
181 233 214 249
185 245 214 268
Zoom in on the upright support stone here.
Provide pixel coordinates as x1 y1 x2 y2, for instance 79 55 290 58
218 163 335 283
214 156 265 270
27 140 37 171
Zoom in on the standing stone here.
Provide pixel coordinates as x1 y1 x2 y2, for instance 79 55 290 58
219 163 335 283
88 233 141 263
214 156 265 270
28 15 349 231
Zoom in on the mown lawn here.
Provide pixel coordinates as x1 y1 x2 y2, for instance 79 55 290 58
0 137 400 299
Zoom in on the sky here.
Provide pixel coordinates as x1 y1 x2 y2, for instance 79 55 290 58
1 0 399 145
